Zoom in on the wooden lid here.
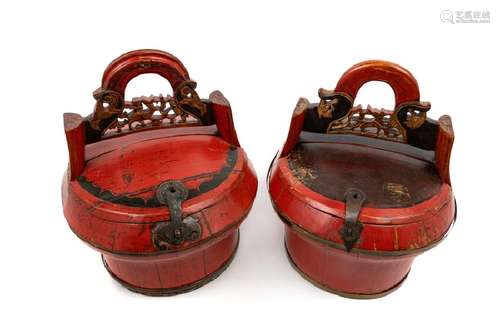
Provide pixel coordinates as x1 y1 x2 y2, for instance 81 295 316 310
63 130 257 255
287 140 441 208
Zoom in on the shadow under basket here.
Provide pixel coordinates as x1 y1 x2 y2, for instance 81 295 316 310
62 49 257 295
268 60 456 298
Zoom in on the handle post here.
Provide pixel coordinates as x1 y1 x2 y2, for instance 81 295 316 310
210 91 240 147
280 98 308 157
63 113 86 180
435 115 454 185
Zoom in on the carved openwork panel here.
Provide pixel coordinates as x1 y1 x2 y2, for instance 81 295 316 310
317 89 430 143
326 105 406 142
90 80 207 138
104 94 201 136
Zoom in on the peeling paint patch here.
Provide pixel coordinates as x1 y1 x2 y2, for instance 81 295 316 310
383 183 411 204
288 148 317 184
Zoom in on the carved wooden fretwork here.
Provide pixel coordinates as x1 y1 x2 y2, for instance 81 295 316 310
403 107 427 129
90 89 123 131
105 94 200 136
90 80 207 138
326 105 407 142
318 88 429 143
317 88 341 118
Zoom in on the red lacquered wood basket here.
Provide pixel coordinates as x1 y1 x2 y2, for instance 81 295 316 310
62 49 257 296
268 60 456 298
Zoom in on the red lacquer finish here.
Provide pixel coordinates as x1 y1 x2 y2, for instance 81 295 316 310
285 228 415 297
335 60 420 108
102 230 239 294
268 60 456 298
62 50 257 295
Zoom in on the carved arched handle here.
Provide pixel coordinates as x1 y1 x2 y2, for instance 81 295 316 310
64 50 238 181
101 49 190 97
313 60 430 144
88 50 209 141
334 60 421 109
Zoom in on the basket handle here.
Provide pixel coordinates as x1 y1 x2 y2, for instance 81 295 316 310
100 49 190 97
64 50 240 181
313 60 431 145
286 61 430 157
87 49 211 142
334 60 420 109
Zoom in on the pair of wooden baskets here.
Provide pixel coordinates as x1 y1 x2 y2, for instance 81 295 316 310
62 50 455 298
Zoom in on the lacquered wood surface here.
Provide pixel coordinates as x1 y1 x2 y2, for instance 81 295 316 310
269 155 455 252
63 133 257 254
285 227 415 296
268 60 456 296
287 142 442 207
101 49 190 98
103 230 239 292
335 60 420 108
62 50 257 295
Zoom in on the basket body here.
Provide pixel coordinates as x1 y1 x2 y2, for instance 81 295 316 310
268 60 455 298
62 50 257 295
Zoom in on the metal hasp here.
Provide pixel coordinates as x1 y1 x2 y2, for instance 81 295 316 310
152 180 201 250
340 188 366 251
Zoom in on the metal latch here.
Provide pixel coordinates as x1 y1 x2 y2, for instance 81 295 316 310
340 188 366 252
152 180 201 250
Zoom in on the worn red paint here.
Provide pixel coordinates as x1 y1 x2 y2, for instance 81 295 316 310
268 60 455 298
62 50 257 295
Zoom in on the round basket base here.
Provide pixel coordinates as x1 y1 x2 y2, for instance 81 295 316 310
285 243 409 299
102 230 239 296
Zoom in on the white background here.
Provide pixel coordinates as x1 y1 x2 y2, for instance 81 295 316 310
1 0 499 333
